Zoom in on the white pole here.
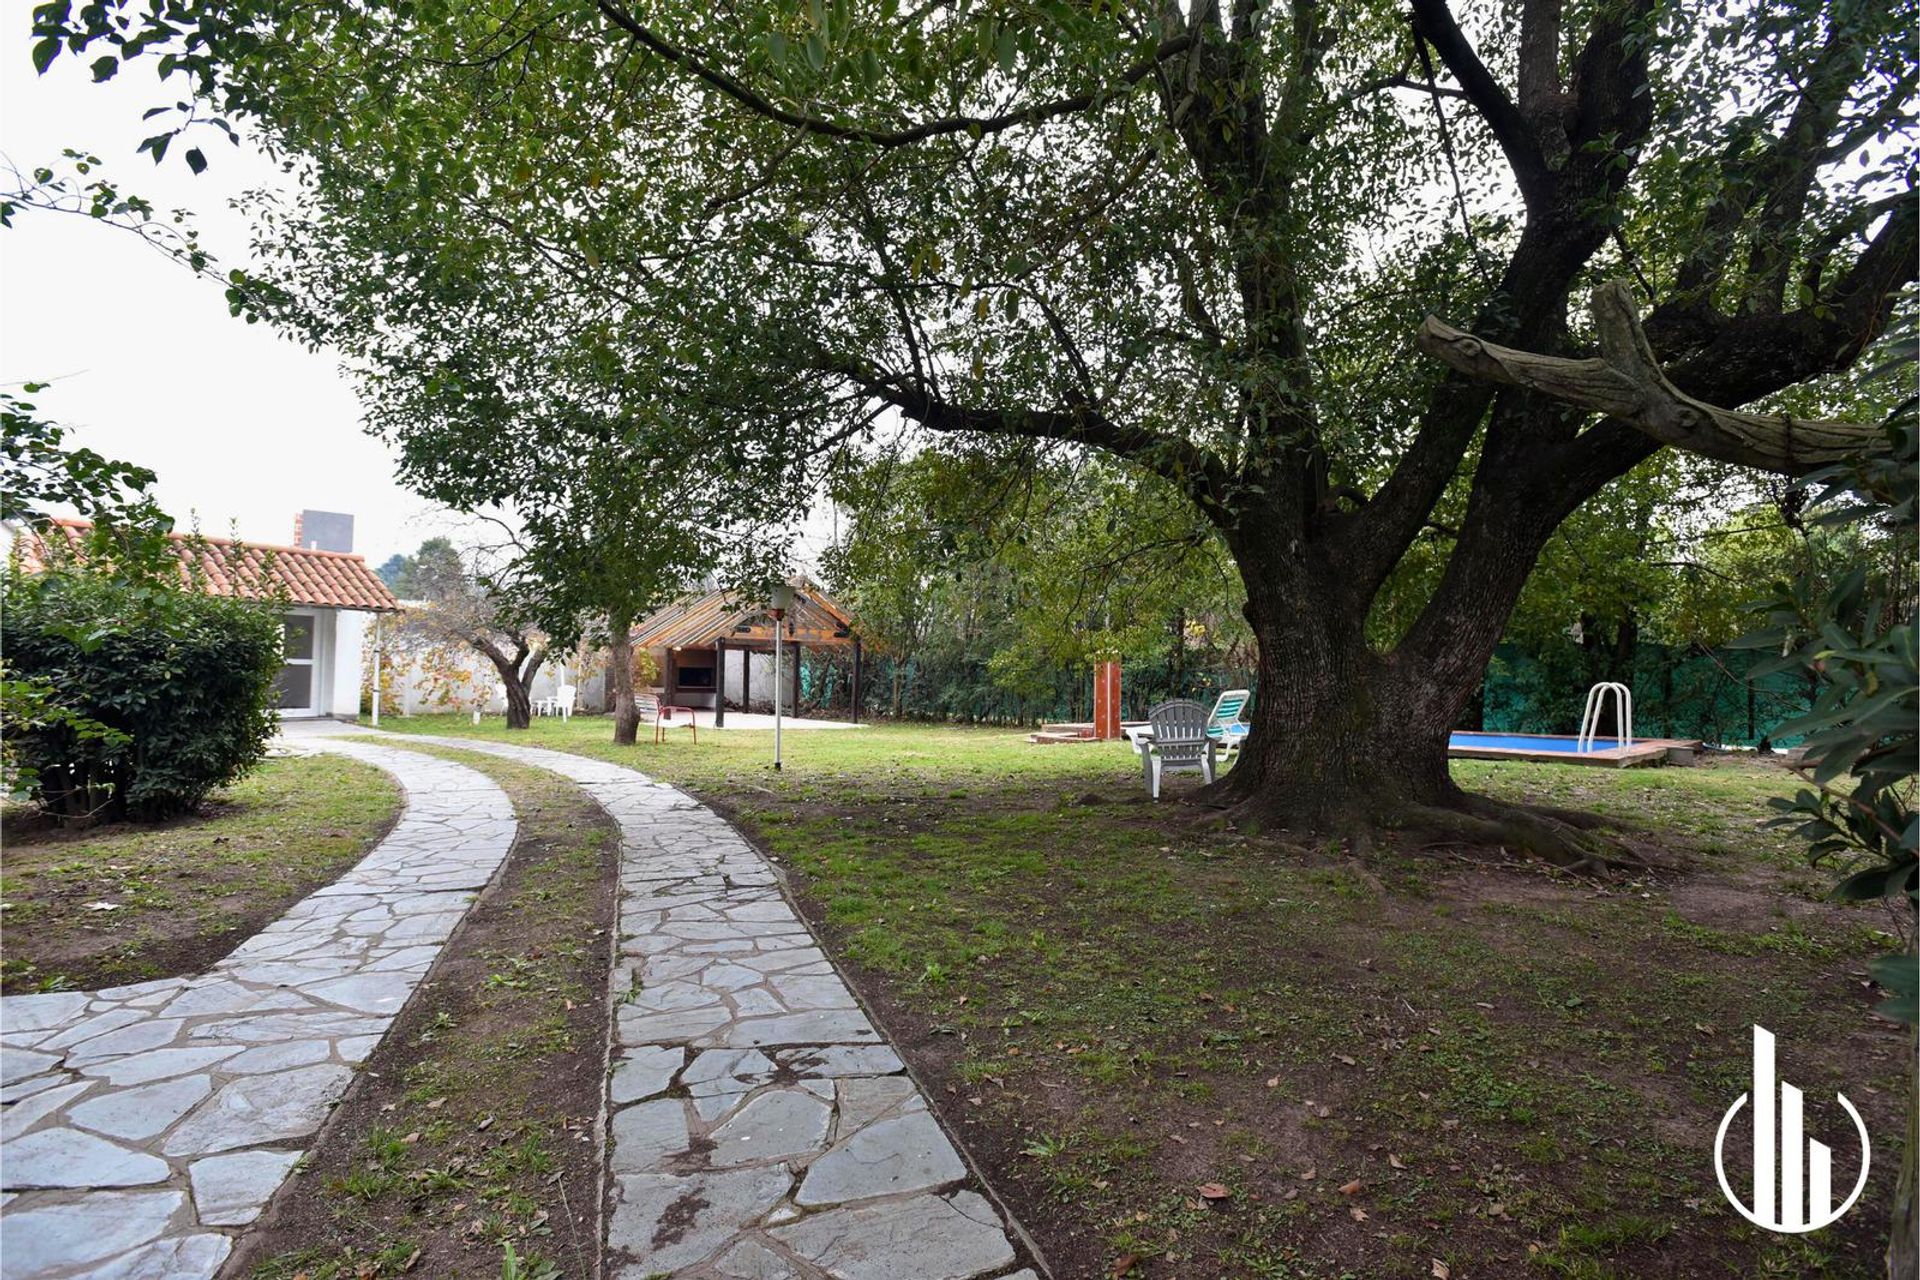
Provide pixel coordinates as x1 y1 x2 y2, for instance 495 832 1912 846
774 628 784 771
371 614 382 727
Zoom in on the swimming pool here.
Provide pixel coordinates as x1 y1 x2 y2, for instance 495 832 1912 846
1450 732 1627 753
1448 731 1698 767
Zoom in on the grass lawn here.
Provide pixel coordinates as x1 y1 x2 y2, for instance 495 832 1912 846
1 751 402 994
374 714 1909 1279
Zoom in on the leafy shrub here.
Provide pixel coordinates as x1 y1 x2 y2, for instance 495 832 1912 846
2 561 283 821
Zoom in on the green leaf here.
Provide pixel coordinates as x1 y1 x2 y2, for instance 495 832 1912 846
1868 953 1918 1026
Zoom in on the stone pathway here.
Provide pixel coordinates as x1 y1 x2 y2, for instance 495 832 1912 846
385 735 1042 1280
0 741 516 1279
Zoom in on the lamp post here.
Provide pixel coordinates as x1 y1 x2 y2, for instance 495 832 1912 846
770 581 794 770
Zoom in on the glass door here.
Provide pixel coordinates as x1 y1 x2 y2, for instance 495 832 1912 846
277 613 317 711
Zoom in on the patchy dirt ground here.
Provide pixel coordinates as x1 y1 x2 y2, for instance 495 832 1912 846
700 755 1909 1280
231 748 618 1280
373 720 1911 1279
1 752 401 993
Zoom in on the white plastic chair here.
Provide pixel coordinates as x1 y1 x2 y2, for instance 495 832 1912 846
536 683 578 720
1140 699 1217 799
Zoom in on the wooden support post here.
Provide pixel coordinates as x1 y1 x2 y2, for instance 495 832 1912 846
790 635 803 719
715 639 727 727
851 636 862 723
1093 660 1121 740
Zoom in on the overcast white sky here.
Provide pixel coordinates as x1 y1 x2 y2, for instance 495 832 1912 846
0 45 466 567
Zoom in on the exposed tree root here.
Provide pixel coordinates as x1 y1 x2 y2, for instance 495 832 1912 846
1399 796 1651 875
1193 782 1656 877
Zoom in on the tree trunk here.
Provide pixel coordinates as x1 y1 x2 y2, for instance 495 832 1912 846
609 611 640 746
502 677 533 730
475 644 542 730
1202 483 1627 868
1203 531 1465 830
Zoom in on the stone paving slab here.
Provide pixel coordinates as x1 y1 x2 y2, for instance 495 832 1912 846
382 734 1042 1280
0 742 516 1279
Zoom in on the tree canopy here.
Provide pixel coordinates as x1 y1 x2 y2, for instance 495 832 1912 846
33 0 1917 843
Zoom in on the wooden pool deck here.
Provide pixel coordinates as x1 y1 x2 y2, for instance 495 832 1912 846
1029 723 1701 767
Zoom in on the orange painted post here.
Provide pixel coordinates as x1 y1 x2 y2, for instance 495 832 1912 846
1092 660 1121 740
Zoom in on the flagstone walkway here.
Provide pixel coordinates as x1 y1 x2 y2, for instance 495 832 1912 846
2 727 1040 1279
384 734 1042 1280
0 741 516 1279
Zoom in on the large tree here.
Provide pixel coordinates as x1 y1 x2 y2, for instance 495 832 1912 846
38 0 1916 859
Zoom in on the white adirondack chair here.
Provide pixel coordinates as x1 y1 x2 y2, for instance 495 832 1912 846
1140 699 1217 799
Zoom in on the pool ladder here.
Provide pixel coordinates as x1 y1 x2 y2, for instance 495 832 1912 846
1577 682 1633 753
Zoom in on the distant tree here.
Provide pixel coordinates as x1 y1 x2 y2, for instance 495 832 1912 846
373 553 406 589
825 447 1246 720
390 540 547 729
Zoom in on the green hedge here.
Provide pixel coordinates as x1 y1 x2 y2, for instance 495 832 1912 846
3 565 283 820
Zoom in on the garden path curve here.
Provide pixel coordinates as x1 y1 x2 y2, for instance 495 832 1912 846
383 732 1043 1280
0 740 516 1280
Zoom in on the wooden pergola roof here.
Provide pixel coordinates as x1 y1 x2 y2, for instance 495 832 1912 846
630 577 858 651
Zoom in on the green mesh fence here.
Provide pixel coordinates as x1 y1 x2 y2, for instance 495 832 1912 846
1481 641 1814 747
797 641 1808 744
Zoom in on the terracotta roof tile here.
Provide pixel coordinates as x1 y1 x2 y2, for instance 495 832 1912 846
32 519 402 612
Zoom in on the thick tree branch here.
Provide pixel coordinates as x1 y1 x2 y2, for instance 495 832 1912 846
1517 0 1565 124
1418 281 1880 474
836 363 1227 504
1409 0 1551 209
596 0 1193 149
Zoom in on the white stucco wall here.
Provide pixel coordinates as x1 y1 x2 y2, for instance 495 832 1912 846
330 611 368 718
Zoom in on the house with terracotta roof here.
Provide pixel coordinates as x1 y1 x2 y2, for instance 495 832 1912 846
29 511 402 720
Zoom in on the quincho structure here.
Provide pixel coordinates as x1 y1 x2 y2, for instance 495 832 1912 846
629 577 863 725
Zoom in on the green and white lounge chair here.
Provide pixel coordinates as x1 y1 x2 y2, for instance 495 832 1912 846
1205 689 1252 764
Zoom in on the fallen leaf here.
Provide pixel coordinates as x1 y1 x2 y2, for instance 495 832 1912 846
401 1131 421 1145
1299 1167 1316 1180
1339 1179 1363 1196
1336 1054 1357 1066
1265 1077 1280 1088
426 1097 447 1110
1389 1153 1407 1170
1198 1183 1230 1200
1432 1262 1451 1279
1349 1206 1369 1221
476 1116 494 1131
1110 1254 1138 1277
